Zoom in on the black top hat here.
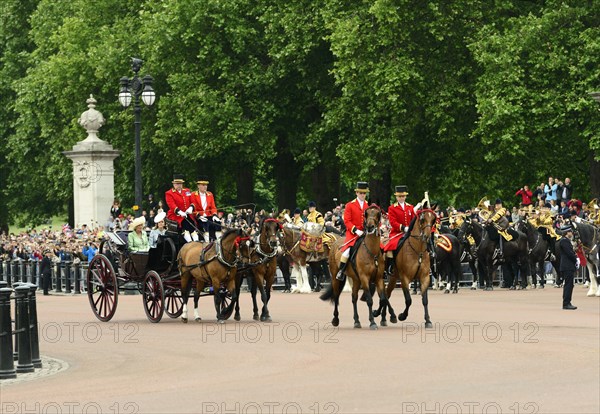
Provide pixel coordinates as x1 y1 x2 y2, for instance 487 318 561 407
172 173 185 183
394 185 409 196
196 175 209 185
294 208 301 215
308 201 316 208
495 198 503 205
355 181 369 193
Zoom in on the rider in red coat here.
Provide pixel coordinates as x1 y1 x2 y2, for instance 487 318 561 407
383 185 415 274
190 175 219 242
165 173 197 242
335 181 369 281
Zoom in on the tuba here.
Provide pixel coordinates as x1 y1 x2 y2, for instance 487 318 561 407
587 198 598 220
477 196 491 221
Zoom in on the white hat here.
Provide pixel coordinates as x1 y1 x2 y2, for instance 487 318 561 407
129 216 146 230
154 211 166 224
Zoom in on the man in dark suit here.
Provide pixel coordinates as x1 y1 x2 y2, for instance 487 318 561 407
40 249 53 295
559 226 578 310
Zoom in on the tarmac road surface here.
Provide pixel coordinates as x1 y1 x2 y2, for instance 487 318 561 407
1 286 598 414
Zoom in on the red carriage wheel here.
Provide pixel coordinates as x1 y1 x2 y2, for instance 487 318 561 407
87 255 119 322
164 288 184 318
143 271 165 323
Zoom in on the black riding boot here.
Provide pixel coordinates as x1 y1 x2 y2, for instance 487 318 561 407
497 238 504 263
385 256 394 277
336 261 348 281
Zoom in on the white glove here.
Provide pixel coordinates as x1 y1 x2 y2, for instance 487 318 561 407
199 216 208 222
576 258 580 269
403 226 409 233
177 210 187 217
355 229 364 237
284 213 291 223
185 206 193 215
212 216 220 222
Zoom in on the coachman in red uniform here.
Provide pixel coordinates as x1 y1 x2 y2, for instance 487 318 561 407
165 174 197 242
190 175 219 242
335 181 370 281
383 185 415 274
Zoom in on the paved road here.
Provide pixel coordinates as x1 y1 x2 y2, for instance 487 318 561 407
1 286 598 413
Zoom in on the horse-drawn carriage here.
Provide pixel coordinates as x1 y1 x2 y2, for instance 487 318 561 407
86 226 234 323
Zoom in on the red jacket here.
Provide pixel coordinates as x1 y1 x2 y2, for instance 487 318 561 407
515 189 533 205
384 202 415 252
190 191 218 218
165 187 194 226
342 198 368 251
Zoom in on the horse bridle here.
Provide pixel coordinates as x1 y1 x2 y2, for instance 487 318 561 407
363 205 382 236
411 209 435 243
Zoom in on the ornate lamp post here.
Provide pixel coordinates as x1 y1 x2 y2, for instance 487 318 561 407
118 58 156 217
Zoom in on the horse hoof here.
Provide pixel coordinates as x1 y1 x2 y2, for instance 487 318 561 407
452 290 457 294
509 286 516 290
332 318 339 327
234 314 241 321
380 320 387 327
372 309 381 318
399 314 407 322
470 287 477 290
424 322 433 329
195 317 202 322
253 315 260 321
218 319 225 324
390 315 398 324
181 317 188 324
261 316 272 323
370 323 378 330
354 322 362 329
444 290 449 294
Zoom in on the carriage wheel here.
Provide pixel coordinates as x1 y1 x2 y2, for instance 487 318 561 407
87 255 118 322
143 271 165 323
218 287 235 320
164 288 184 318
161 237 177 275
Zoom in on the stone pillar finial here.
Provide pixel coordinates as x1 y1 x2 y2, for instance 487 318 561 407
78 94 105 142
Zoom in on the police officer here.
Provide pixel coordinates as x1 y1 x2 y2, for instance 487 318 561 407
559 226 578 310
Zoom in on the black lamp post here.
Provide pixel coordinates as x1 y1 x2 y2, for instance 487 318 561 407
118 58 156 217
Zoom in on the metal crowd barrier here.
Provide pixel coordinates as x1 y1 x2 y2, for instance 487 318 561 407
0 259 88 294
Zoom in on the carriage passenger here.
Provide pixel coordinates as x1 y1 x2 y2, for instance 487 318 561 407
128 217 149 252
191 175 219 242
382 185 415 276
149 212 167 249
335 181 370 281
165 173 197 243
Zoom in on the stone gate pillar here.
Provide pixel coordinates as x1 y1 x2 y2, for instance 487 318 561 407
63 95 120 229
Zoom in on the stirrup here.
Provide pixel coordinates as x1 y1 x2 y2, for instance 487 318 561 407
335 270 345 281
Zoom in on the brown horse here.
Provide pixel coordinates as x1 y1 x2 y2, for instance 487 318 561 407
178 228 244 323
234 218 281 322
375 209 437 328
320 205 387 330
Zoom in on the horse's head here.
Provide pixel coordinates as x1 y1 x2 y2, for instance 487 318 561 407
416 209 436 242
236 236 254 265
261 218 282 250
363 204 382 235
457 216 472 241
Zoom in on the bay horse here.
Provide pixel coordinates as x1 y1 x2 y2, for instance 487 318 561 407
234 218 280 321
320 205 387 330
178 228 244 323
516 220 559 288
572 220 600 297
376 209 437 328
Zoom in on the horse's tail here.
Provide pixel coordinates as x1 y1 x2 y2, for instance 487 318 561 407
320 278 345 303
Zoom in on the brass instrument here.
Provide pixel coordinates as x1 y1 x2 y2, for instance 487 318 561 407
477 196 491 221
586 198 598 221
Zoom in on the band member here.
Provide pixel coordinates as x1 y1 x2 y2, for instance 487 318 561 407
559 226 578 310
488 198 510 262
191 175 219 242
165 173 197 242
307 201 325 225
382 185 415 275
335 181 370 281
292 208 304 226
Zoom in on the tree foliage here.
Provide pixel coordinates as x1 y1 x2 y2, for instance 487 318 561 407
0 0 598 228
